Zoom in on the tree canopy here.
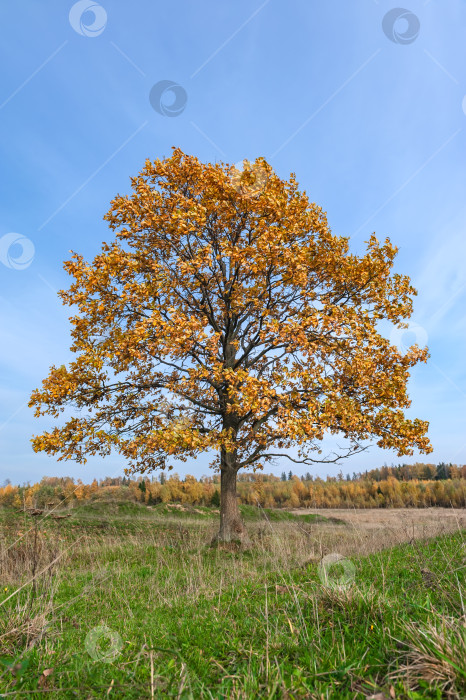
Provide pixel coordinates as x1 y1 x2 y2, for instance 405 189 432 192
29 148 432 541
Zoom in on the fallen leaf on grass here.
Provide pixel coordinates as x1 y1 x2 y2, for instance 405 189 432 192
38 668 53 688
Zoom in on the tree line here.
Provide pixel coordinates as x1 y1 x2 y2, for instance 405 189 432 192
1 462 465 510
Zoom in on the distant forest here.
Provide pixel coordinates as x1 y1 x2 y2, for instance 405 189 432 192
1 462 465 509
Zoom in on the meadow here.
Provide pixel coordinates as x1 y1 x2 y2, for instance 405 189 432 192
0 502 465 698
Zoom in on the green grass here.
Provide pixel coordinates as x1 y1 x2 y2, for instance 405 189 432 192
0 502 339 536
0 504 464 698
69 501 340 523
238 504 342 523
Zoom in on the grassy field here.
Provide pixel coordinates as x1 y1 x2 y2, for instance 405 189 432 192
0 503 465 698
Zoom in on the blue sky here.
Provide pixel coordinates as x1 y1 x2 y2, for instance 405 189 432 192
1 0 465 485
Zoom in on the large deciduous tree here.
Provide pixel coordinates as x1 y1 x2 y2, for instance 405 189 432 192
29 148 432 545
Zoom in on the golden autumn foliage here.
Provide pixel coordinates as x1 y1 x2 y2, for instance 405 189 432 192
1 472 465 511
28 149 432 540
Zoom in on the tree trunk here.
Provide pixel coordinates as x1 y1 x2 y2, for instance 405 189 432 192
211 448 250 547
212 339 251 547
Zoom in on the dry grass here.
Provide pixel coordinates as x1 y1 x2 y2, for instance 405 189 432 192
315 582 387 618
290 506 466 556
0 598 53 656
390 613 466 698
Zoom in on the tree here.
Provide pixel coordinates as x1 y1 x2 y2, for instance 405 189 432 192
421 463 436 480
436 462 449 480
29 149 432 545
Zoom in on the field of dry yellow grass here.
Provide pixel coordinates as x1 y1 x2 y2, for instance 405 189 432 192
289 506 466 556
